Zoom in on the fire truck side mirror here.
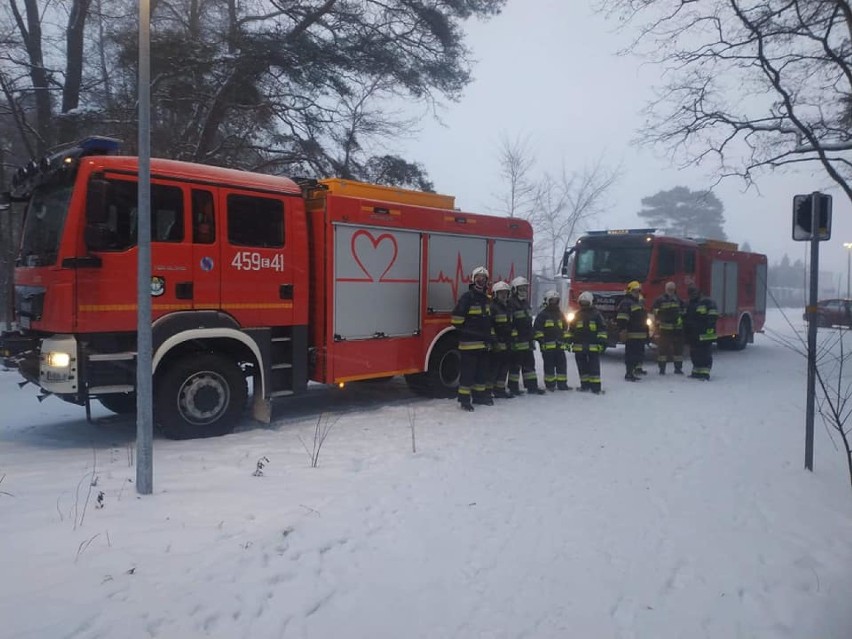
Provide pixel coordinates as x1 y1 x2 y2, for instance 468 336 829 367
86 179 110 224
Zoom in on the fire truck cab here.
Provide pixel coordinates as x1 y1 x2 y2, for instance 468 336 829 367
0 138 532 438
560 229 767 349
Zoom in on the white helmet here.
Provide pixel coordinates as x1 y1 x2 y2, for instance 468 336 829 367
511 276 529 289
492 281 511 294
544 289 560 304
471 266 489 280
578 291 594 306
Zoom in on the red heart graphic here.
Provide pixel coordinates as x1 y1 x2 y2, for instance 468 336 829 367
351 230 398 282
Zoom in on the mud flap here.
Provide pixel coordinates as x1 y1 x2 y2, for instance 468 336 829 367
252 388 271 424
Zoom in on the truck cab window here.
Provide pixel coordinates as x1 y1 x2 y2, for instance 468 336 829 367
683 250 696 274
152 185 184 242
192 189 215 244
227 194 284 247
87 179 184 250
656 245 677 277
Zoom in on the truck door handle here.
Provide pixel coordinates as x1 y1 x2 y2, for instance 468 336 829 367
279 284 293 300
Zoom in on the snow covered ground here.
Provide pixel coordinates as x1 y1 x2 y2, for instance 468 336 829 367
2 308 852 639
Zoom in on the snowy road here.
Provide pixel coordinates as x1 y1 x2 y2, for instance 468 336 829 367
2 309 852 638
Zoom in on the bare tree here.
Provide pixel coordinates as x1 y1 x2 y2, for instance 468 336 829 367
530 158 620 277
765 312 852 491
494 133 536 218
596 0 852 202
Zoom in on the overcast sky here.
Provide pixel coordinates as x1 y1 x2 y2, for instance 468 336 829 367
399 0 852 290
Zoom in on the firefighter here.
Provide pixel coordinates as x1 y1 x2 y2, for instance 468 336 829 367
651 281 685 375
684 284 719 380
533 290 571 391
507 276 546 395
616 280 649 381
451 266 494 411
489 280 515 399
567 291 608 393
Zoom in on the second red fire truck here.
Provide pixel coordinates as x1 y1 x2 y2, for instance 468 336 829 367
0 138 532 438
560 229 767 348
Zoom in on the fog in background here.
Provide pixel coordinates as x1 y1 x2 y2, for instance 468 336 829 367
398 0 851 292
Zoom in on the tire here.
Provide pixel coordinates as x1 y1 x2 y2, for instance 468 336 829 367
731 316 750 351
405 334 460 398
98 393 137 415
155 353 247 440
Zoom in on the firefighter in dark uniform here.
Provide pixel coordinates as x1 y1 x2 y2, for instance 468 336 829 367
533 290 571 391
651 281 685 375
567 291 608 393
451 266 494 411
507 276 545 395
684 284 719 380
489 280 515 399
616 280 649 381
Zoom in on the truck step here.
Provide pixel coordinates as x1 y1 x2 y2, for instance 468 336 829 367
269 389 294 398
88 352 136 362
271 337 292 343
271 363 293 370
89 384 135 394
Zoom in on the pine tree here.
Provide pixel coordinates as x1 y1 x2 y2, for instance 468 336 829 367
638 187 727 240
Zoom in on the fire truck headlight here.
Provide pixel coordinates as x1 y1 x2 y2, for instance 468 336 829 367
646 318 654 329
566 311 576 323
46 352 71 368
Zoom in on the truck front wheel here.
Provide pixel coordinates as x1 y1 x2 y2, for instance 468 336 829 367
155 353 247 439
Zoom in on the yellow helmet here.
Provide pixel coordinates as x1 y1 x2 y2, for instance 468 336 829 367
626 281 642 293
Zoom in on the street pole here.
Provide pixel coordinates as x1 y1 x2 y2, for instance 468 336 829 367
844 243 852 298
805 195 820 472
136 0 153 495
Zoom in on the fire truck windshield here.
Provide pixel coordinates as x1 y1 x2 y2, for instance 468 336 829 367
18 177 74 267
572 237 652 283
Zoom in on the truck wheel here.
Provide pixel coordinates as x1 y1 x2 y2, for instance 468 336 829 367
155 353 247 439
426 335 461 398
732 316 750 351
99 393 137 415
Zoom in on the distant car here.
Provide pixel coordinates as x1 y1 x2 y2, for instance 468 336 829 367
803 299 852 327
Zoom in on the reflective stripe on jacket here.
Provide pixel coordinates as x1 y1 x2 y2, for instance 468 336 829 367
567 307 608 353
451 286 493 350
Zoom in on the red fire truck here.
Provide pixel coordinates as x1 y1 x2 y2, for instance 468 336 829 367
0 137 532 438
560 229 767 348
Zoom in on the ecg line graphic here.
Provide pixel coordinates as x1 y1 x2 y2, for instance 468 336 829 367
428 253 519 300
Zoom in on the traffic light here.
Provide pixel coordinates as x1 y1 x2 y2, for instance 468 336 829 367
792 193 832 241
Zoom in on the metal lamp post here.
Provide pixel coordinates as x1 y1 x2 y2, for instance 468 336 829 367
136 0 153 495
844 242 852 299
